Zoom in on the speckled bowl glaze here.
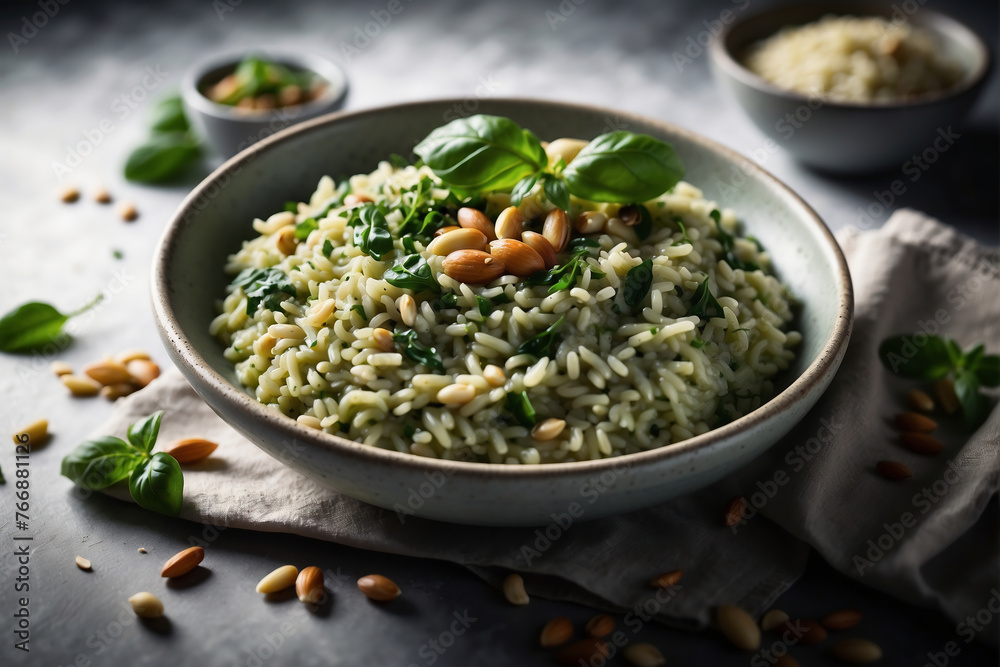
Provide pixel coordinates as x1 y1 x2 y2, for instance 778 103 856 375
710 3 991 173
152 99 853 526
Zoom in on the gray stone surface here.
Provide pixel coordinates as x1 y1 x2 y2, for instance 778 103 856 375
0 0 996 665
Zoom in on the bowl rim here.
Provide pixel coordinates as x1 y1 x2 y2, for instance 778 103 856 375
181 49 349 122
152 97 854 480
710 3 992 110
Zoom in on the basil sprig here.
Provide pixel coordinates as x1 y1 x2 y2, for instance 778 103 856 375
232 267 297 315
353 205 394 260
384 254 441 294
0 294 102 353
879 335 998 428
524 239 604 294
61 411 185 517
414 115 684 206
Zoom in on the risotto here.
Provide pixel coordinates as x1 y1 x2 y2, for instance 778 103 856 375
743 15 963 103
211 121 799 464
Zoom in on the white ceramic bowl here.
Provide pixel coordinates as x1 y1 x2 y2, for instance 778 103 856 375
152 99 853 526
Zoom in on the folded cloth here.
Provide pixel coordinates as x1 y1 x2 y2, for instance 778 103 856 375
92 209 997 634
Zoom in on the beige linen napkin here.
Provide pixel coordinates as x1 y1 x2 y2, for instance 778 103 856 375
91 210 997 634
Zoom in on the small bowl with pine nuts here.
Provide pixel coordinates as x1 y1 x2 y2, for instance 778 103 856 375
182 51 348 159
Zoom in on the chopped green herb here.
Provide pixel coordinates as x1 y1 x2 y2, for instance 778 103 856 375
389 153 410 169
393 329 445 372
476 296 491 317
687 277 722 320
112 249 124 260
353 204 394 260
401 236 417 254
633 204 653 241
622 259 654 310
232 267 296 315
384 254 441 294
350 304 367 319
504 391 538 427
322 239 334 259
439 293 458 309
284 201 299 213
690 338 707 349
517 315 565 358
294 217 318 241
403 422 417 438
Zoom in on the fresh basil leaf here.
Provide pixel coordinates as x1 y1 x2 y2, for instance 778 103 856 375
353 205 394 260
322 239 334 259
60 436 144 490
149 95 190 133
401 236 417 254
414 114 548 192
397 177 433 237
476 296 491 317
955 370 988 429
350 304 367 319
945 338 964 367
563 131 684 203
878 335 953 380
962 343 985 371
439 293 458 309
384 254 440 294
510 174 539 206
975 355 999 387
129 452 184 517
392 329 445 372
416 211 449 240
623 259 654 309
543 176 571 212
126 411 163 454
0 295 102 354
294 218 318 240
403 422 417 438
688 278 722 319
504 391 537 428
389 153 410 169
284 201 299 213
518 315 565 359
567 237 600 251
124 132 201 183
232 267 296 315
633 204 653 241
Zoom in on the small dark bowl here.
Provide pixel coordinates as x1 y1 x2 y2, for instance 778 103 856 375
710 3 991 173
182 51 348 159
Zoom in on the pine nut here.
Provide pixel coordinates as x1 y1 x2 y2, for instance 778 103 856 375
94 187 112 204
494 206 524 240
623 643 666 667
119 201 138 222
606 216 639 245
434 225 461 237
256 565 299 594
935 378 959 414
760 608 789 631
50 361 73 376
650 569 683 588
531 418 566 441
101 383 135 401
59 185 80 203
555 639 609 666
357 574 401 601
61 374 101 397
457 207 497 240
821 608 862 630
899 432 943 455
275 225 297 255
396 294 417 327
521 231 557 269
161 546 204 578
426 227 488 256
114 348 151 364
75 555 92 571
503 573 529 605
83 358 132 386
717 604 761 650
543 209 571 252
906 389 934 412
13 418 48 446
723 496 747 526
894 412 936 432
585 614 615 638
540 617 573 648
876 460 912 480
129 592 164 618
831 638 882 663
126 359 161 388
296 566 325 604
483 364 506 387
574 211 607 234
372 327 395 352
436 383 476 406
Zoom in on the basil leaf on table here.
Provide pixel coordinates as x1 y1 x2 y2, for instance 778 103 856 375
877 335 953 380
414 115 548 192
124 132 201 183
518 315 565 359
60 436 144 490
353 205 394 260
129 452 184 517
384 254 441 294
149 94 190 133
127 410 163 454
232 267 296 315
393 329 445 373
563 131 684 203
623 259 654 310
543 175 571 212
0 294 102 353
